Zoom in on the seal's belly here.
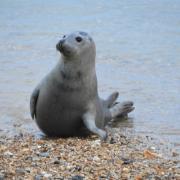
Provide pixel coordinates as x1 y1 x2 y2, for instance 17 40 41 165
35 86 86 136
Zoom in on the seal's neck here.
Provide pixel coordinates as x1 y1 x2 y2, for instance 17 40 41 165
60 55 96 79
55 55 97 93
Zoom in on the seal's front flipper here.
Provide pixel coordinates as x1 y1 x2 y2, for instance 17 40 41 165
30 87 40 119
104 91 119 108
83 112 107 140
110 101 134 118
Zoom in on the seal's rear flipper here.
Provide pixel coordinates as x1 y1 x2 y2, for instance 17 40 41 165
104 91 119 108
110 101 135 118
83 112 107 140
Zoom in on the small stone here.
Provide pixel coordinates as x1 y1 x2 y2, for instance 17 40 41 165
93 156 100 161
99 175 109 179
25 168 31 173
175 174 180 179
66 165 73 170
0 174 5 180
75 165 82 171
52 158 61 164
32 157 40 161
34 174 43 180
32 146 38 150
122 167 129 173
0 145 6 151
38 152 49 157
172 151 179 157
150 146 156 150
25 156 32 161
143 150 160 159
22 148 29 152
161 172 165 175
121 158 134 165
71 175 84 180
91 139 101 147
135 175 143 180
54 159 61 164
32 162 38 167
15 168 26 175
43 173 52 178
110 137 116 144
4 151 13 157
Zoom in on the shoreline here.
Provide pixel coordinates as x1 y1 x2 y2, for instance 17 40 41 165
0 128 179 179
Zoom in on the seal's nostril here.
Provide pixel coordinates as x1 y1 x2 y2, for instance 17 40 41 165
59 39 65 45
56 39 65 51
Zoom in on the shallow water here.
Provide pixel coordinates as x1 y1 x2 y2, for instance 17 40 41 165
0 1 180 148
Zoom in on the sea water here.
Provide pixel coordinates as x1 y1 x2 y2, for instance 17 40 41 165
0 0 179 148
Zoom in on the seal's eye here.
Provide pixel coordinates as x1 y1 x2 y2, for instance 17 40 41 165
76 36 82 42
63 35 66 38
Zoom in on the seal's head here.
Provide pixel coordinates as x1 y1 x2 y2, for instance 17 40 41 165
56 31 95 60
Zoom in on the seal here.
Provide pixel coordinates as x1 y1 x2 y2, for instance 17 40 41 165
30 31 134 140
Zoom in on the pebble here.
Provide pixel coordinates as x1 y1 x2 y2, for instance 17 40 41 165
154 176 161 180
32 157 40 161
122 167 129 173
34 174 43 180
91 139 101 147
0 174 4 180
93 156 100 161
25 156 33 161
75 165 82 171
4 151 13 157
32 162 38 167
53 159 61 164
38 152 49 157
35 172 52 179
172 151 179 157
121 158 134 165
15 168 26 175
109 137 116 144
25 168 31 173
43 173 52 178
71 175 84 180
150 146 156 150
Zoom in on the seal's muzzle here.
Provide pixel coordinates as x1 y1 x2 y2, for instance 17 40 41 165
56 39 65 52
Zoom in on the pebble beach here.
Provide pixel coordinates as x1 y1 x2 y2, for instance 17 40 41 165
0 127 179 179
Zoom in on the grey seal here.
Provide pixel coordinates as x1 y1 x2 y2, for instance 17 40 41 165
30 31 134 140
